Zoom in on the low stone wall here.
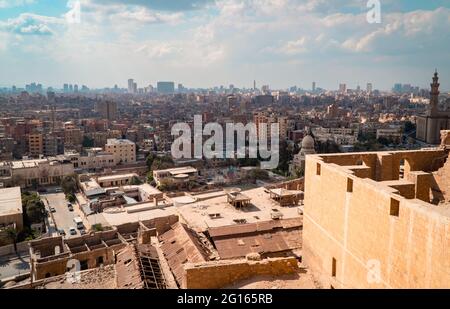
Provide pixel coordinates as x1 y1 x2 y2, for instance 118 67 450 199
183 257 299 289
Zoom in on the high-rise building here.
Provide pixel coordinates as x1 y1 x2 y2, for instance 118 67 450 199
339 83 347 94
393 83 402 93
157 81 175 94
128 79 135 93
366 83 373 93
95 101 117 121
312 82 316 93
63 84 69 93
74 84 79 93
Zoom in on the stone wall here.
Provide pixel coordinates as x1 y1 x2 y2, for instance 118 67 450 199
183 257 299 289
303 152 450 289
432 153 450 203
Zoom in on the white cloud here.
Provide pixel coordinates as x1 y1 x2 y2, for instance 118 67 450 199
0 13 63 35
0 0 34 8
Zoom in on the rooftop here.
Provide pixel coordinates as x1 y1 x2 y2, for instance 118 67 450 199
0 187 22 216
154 166 197 175
97 173 138 182
106 138 135 145
177 186 302 231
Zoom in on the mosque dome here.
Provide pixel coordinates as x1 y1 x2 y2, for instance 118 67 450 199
301 135 315 149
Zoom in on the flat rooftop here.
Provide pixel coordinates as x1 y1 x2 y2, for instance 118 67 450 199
97 173 138 182
176 187 302 231
0 186 22 216
106 138 134 145
90 204 177 227
155 166 197 175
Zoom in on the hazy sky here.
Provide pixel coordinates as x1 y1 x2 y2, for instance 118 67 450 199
0 0 449 90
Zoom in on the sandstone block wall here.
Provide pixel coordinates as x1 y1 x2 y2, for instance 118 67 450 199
183 257 299 289
303 153 450 289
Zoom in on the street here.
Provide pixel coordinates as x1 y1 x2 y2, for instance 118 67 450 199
0 253 30 280
42 192 80 239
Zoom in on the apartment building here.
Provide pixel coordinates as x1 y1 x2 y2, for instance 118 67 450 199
105 139 136 165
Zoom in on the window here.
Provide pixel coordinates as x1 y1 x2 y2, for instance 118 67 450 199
390 198 400 217
347 178 353 193
316 163 321 175
80 260 88 270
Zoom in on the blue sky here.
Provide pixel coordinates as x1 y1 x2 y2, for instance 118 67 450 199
0 0 449 91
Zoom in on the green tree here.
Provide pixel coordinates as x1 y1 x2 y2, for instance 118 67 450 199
66 193 76 203
151 155 174 170
82 136 94 148
130 176 143 185
61 174 78 195
92 224 104 232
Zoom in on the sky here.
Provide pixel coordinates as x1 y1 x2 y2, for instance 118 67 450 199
0 0 449 91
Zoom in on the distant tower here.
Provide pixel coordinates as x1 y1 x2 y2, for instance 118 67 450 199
253 80 256 91
429 69 440 116
312 81 316 93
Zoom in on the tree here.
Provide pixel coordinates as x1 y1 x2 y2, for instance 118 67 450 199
130 176 143 185
66 193 76 203
5 227 18 253
146 172 154 183
61 175 78 195
146 153 156 170
82 136 94 148
92 224 104 232
151 155 174 170
22 192 45 225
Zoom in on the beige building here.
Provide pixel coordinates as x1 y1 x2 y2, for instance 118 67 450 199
0 157 74 188
105 139 136 165
66 148 115 171
0 186 23 232
303 131 450 288
97 173 139 188
153 166 198 186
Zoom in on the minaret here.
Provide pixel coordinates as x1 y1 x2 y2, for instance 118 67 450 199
429 69 440 116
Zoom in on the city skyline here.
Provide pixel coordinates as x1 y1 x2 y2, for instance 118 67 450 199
0 1 450 90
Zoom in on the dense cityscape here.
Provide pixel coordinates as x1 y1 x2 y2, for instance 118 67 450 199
0 0 449 296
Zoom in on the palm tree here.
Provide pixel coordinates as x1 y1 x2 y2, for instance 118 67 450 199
5 227 18 253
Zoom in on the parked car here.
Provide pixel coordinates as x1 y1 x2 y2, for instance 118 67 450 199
50 207 56 213
69 227 77 235
58 229 66 236
68 205 74 211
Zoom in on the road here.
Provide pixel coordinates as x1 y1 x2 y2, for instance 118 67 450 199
42 192 80 239
0 254 30 280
